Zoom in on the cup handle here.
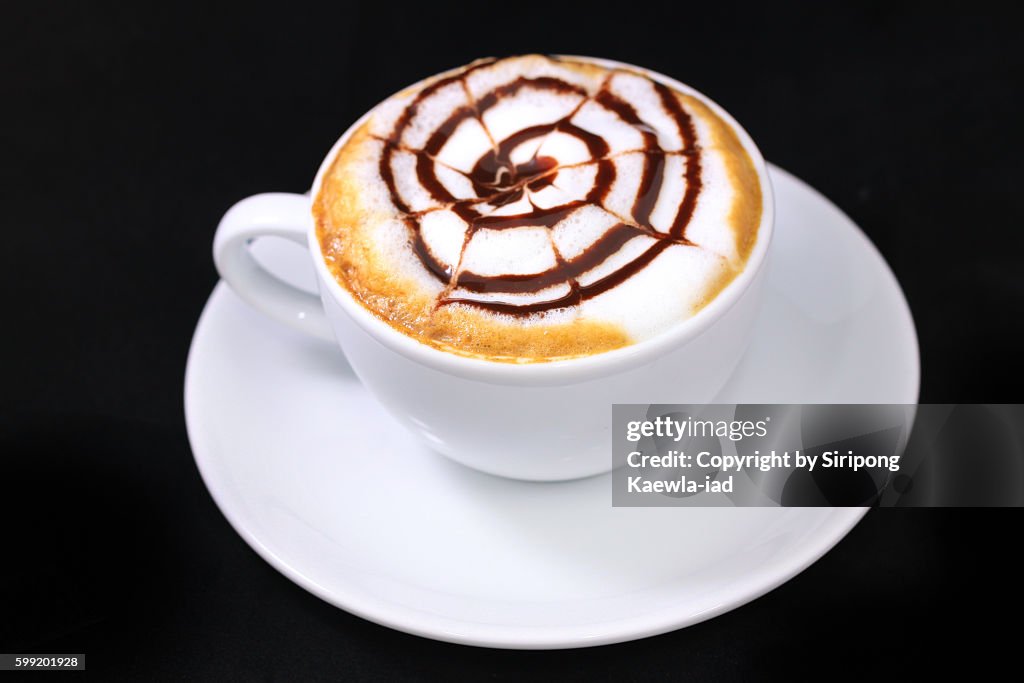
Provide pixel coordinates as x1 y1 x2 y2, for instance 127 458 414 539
213 192 335 342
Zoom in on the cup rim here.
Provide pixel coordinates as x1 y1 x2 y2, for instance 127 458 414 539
306 54 775 385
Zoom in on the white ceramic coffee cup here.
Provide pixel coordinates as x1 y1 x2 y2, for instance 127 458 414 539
213 56 774 481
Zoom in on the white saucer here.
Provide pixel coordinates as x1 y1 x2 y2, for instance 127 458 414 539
185 165 919 649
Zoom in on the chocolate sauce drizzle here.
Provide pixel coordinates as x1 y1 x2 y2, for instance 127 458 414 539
376 58 704 316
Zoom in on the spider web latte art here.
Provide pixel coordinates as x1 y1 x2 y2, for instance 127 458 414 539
315 55 763 361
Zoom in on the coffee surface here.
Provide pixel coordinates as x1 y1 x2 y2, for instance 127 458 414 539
315 55 763 362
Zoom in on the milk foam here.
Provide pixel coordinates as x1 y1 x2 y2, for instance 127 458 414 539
317 55 762 358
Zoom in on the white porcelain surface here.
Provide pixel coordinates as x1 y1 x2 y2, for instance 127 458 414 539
212 56 776 481
185 165 919 648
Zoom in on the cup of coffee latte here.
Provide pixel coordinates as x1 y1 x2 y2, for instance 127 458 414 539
214 55 773 480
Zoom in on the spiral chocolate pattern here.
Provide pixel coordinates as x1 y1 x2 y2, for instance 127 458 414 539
375 57 705 316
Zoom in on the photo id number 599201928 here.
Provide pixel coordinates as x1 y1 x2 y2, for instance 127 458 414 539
0 654 85 671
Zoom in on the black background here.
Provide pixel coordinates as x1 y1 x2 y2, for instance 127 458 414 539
2 2 1021 680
